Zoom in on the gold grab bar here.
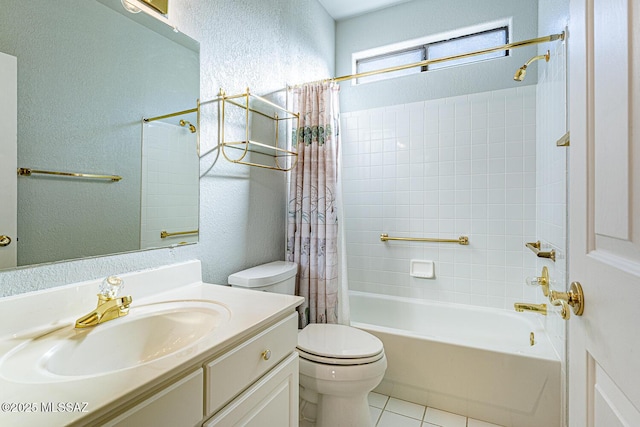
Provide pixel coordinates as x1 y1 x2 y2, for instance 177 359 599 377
380 234 469 245
525 241 556 262
160 229 199 239
17 168 122 182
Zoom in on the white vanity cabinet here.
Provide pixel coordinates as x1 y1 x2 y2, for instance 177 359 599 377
0 262 304 427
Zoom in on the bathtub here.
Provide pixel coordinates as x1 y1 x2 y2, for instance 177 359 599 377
349 291 561 427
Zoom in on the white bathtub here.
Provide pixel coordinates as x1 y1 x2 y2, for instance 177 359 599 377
349 291 561 427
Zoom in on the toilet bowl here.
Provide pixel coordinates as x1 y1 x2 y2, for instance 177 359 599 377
228 261 387 427
297 323 386 427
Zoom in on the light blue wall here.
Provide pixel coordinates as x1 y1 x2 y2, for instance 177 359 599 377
0 0 335 297
336 0 539 112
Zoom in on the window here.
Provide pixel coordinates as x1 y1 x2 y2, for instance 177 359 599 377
354 26 509 84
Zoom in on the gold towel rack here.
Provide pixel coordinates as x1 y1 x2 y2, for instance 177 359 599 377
160 229 199 239
525 241 556 262
380 234 469 245
17 168 122 182
220 88 299 172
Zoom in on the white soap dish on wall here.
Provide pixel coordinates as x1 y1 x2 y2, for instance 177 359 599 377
410 260 435 279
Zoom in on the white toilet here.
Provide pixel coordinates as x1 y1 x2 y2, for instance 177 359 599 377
229 261 387 427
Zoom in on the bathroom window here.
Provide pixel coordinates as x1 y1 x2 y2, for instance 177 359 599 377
354 25 509 84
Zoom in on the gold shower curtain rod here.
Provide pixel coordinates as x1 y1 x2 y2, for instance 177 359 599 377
328 32 565 84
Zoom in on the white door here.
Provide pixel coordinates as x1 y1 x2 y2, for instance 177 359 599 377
0 52 17 269
568 0 640 426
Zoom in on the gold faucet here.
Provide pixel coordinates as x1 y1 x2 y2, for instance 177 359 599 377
514 302 547 315
75 276 133 328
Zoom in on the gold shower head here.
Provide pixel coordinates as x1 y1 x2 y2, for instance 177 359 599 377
514 50 550 82
179 119 197 133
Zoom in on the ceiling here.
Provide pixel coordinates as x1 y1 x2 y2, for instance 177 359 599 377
317 0 413 20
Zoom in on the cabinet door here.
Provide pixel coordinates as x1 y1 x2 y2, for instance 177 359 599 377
103 369 203 427
204 352 298 427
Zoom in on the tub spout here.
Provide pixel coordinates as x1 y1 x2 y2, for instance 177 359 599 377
514 302 547 315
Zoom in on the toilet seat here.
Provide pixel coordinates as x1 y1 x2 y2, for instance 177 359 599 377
297 347 384 365
297 324 384 365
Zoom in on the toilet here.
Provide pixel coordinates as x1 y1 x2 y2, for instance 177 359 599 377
228 261 387 427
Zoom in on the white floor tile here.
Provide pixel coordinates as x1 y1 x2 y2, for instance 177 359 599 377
385 397 426 420
368 391 390 409
370 406 383 426
468 418 505 427
376 411 422 427
423 407 467 427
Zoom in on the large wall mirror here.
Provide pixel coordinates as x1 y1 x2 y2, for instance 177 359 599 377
0 0 200 271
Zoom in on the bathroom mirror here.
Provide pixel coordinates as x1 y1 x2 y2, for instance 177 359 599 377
0 0 200 270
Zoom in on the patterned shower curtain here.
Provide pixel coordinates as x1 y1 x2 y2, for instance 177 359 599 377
287 82 343 328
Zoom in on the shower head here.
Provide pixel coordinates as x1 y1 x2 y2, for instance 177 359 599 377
513 66 527 82
179 119 197 133
513 50 550 82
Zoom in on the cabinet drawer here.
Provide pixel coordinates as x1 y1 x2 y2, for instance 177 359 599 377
205 312 298 417
103 369 203 427
203 352 299 427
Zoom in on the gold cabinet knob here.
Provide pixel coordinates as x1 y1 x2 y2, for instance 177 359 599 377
0 235 11 247
261 350 272 361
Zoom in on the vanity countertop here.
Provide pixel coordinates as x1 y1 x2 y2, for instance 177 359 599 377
0 260 303 426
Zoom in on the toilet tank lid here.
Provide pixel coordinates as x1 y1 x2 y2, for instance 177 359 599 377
228 261 298 288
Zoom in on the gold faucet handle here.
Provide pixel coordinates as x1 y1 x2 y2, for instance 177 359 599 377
525 266 550 296
99 275 124 299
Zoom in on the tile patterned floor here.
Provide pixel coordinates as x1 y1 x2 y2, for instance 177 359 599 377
368 392 505 427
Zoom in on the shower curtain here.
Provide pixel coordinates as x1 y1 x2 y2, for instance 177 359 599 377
287 82 349 328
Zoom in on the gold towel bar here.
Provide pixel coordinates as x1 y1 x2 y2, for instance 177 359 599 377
525 241 556 262
160 229 199 239
17 168 122 182
380 234 469 245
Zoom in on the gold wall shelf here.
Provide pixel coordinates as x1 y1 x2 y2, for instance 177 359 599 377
525 240 556 262
220 88 299 172
380 233 469 245
17 168 122 182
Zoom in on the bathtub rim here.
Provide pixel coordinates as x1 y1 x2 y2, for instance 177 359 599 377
348 290 560 363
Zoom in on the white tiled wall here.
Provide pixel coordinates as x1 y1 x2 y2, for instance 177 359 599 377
341 86 538 310
140 122 199 249
535 38 568 423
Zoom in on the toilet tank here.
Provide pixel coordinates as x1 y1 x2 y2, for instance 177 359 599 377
228 261 297 294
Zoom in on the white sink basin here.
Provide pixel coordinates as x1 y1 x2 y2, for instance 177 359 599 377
0 300 230 382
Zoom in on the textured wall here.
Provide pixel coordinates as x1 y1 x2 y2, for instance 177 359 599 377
335 0 539 112
0 0 334 297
